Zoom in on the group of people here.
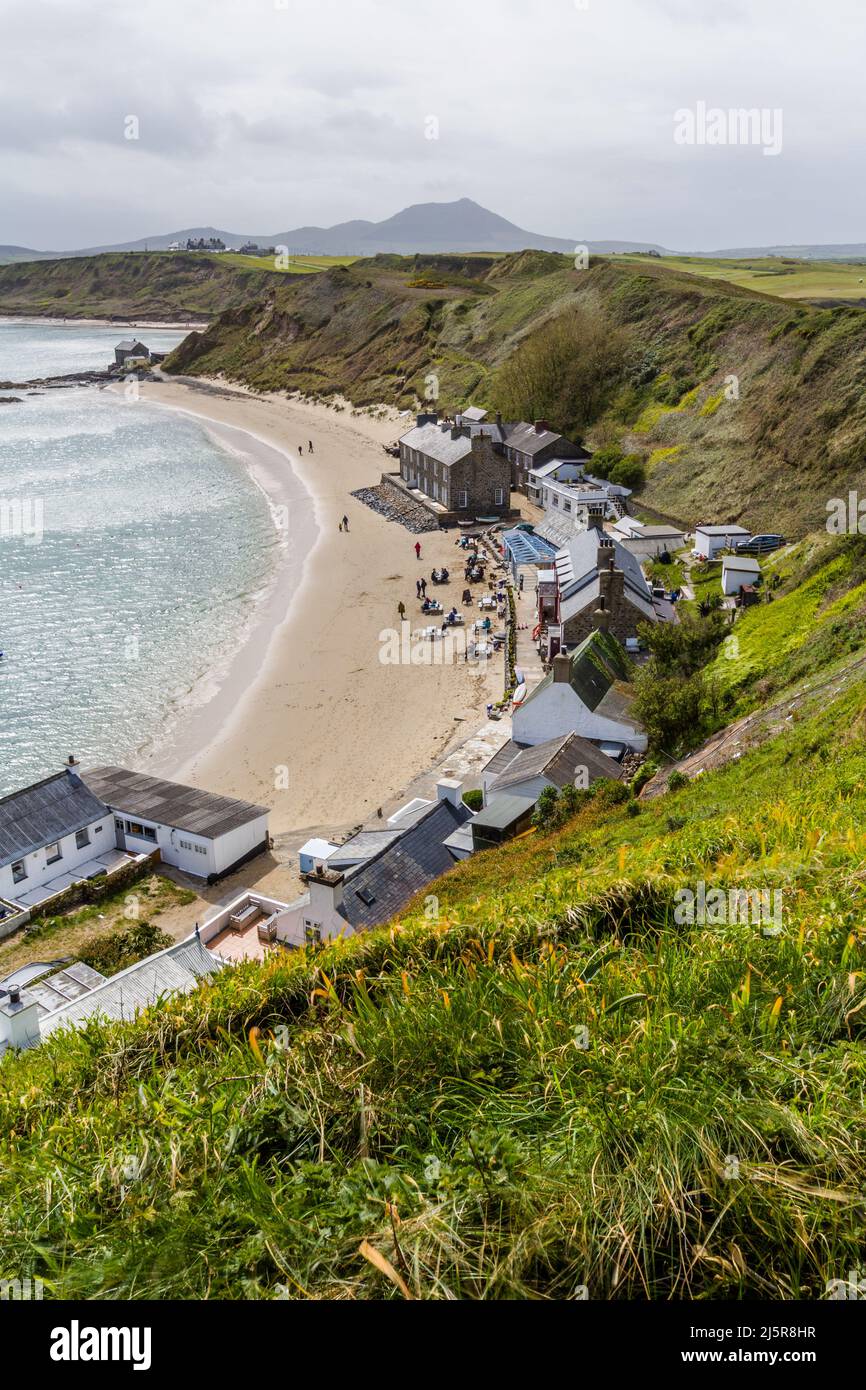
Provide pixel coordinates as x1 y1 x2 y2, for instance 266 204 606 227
298 440 314 456
430 567 449 584
415 576 428 598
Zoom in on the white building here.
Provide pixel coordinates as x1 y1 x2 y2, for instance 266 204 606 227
0 769 118 911
512 629 647 754
721 555 761 595
693 524 751 560
612 517 686 560
81 766 270 881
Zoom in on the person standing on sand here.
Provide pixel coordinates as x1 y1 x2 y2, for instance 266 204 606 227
339 520 343 532
420 577 426 596
415 541 422 560
342 514 349 531
416 579 421 598
298 445 303 456
308 440 314 453
397 601 406 622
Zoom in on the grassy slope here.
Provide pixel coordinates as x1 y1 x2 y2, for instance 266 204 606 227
1 568 865 1300
0 253 284 321
165 251 866 539
616 253 866 302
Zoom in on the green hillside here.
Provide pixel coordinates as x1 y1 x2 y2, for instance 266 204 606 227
1 552 865 1300
165 251 866 538
0 252 285 321
616 252 866 303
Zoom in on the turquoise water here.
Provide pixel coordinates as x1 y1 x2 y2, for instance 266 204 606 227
0 322 278 796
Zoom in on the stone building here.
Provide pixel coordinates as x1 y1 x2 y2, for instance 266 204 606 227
555 530 657 647
398 413 512 520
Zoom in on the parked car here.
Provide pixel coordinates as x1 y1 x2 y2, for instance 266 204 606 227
734 533 786 555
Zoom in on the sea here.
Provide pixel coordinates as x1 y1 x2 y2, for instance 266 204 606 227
0 320 278 797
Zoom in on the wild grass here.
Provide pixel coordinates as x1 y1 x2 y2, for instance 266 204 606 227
1 679 865 1300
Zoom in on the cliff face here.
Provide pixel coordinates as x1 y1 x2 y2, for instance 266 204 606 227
166 252 866 538
0 252 284 321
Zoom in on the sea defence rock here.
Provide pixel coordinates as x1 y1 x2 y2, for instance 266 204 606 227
350 481 440 533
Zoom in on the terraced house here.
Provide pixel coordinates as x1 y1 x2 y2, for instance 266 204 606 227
504 419 590 493
398 410 512 521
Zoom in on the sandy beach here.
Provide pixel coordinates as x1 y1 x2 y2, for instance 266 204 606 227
136 377 505 853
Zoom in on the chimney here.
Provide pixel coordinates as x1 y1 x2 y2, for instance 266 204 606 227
534 419 549 434
592 595 610 632
436 778 462 807
0 987 41 1051
66 754 79 768
596 536 615 569
552 651 571 683
416 411 439 428
302 863 345 915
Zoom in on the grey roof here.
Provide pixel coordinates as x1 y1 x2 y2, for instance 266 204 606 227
327 828 402 867
115 338 147 352
471 794 535 832
398 421 474 467
556 528 656 624
490 732 624 794
40 937 223 1036
459 406 487 422
340 799 471 930
695 524 751 536
482 737 529 777
528 457 588 480
722 555 761 571
81 766 269 840
0 771 110 870
519 628 638 720
505 422 588 459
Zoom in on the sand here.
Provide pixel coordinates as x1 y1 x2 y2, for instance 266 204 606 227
136 377 505 853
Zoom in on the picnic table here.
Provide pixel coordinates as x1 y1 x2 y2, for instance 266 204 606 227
479 595 497 610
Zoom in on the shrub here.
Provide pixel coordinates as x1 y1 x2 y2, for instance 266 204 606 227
462 788 483 812
78 921 173 977
667 770 690 791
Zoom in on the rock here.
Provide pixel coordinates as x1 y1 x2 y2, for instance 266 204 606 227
350 482 440 534
0 395 22 404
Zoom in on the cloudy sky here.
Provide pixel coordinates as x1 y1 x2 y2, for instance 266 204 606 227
3 0 864 251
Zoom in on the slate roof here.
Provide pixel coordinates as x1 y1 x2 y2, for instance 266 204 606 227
555 528 656 624
459 406 487 422
40 937 223 1036
505 422 588 459
81 767 269 839
0 771 110 870
115 338 147 352
339 799 471 930
519 628 636 716
398 421 474 467
695 524 750 536
490 732 623 794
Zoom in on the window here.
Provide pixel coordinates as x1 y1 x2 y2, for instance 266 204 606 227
126 821 157 842
75 828 91 850
45 842 62 864
304 922 323 946
457 489 469 509
494 487 504 506
11 860 26 884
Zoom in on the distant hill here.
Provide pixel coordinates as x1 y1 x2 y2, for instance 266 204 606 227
10 200 671 258
699 243 866 261
0 244 59 264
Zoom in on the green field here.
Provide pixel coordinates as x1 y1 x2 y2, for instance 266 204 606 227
615 252 866 301
213 252 360 275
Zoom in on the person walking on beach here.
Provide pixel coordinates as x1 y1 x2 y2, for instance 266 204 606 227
419 577 426 596
338 519 343 532
416 579 422 598
298 445 303 456
397 600 406 622
414 541 422 560
308 440 314 453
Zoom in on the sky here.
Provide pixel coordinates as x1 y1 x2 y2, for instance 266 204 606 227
2 0 864 252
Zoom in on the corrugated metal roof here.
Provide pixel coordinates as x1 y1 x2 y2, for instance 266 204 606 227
81 767 269 839
0 771 110 870
40 938 223 1036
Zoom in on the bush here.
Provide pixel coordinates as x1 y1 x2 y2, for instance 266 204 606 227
78 921 173 977
667 770 690 791
462 788 483 812
609 455 646 488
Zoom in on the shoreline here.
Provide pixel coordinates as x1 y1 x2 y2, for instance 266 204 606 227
136 378 503 850
0 314 207 330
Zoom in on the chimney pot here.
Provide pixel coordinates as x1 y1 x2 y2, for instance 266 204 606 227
552 651 571 683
